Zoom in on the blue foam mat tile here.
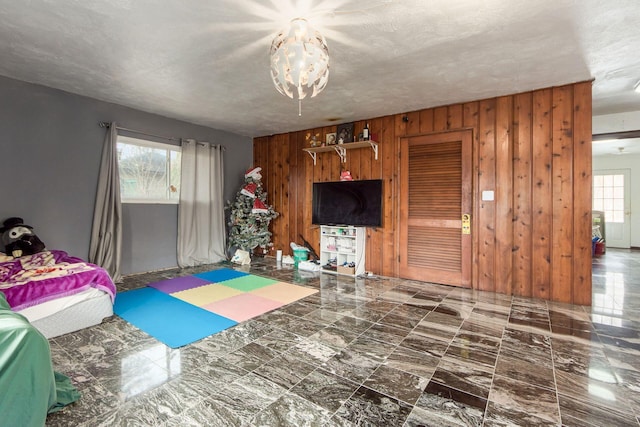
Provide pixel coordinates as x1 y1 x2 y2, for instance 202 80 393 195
114 287 237 348
193 268 249 283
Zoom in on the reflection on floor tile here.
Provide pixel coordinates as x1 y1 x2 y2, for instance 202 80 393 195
413 381 486 426
44 249 640 426
290 367 359 414
488 375 560 424
364 364 428 405
335 385 413 426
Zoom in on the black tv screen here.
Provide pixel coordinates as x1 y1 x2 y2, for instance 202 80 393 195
312 179 383 227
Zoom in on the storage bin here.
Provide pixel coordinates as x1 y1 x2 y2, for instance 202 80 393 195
337 266 355 275
293 248 309 266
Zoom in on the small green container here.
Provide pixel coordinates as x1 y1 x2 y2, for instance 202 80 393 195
293 248 309 267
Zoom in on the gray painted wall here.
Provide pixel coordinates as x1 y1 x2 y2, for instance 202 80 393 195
0 75 252 275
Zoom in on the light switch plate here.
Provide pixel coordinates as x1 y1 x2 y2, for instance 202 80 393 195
482 190 494 201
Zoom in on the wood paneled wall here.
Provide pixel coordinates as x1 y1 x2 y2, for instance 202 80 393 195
254 81 592 305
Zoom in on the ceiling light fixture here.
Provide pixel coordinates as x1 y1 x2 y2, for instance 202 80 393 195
270 18 329 116
635 80 640 93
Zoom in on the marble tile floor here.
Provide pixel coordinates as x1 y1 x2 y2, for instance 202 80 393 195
45 249 640 426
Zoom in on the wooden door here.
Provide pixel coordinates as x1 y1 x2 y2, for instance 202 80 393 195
399 130 472 287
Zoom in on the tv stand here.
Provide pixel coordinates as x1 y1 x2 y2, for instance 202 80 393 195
319 225 365 276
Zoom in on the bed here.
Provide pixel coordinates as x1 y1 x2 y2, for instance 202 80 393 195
0 250 116 338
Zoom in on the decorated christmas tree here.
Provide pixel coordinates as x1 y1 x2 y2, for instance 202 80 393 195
226 166 278 256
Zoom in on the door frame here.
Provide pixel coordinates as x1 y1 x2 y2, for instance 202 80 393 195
593 168 631 248
397 129 474 287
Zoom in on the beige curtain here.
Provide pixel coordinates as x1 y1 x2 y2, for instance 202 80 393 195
177 139 226 267
89 123 122 282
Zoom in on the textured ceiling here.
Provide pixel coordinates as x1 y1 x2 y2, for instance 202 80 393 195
0 0 639 138
593 138 640 157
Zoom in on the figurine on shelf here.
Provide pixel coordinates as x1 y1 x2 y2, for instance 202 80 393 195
340 170 353 181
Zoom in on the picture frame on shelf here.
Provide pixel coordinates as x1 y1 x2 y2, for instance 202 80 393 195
306 132 320 147
326 132 337 145
336 122 354 144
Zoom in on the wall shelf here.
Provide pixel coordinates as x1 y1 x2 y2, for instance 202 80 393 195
303 141 378 165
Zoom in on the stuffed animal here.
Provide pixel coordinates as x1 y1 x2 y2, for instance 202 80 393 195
0 217 46 258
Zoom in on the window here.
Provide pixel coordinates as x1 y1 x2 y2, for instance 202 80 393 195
593 174 624 223
117 136 181 203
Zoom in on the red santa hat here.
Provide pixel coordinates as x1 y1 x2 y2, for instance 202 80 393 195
245 166 262 180
340 170 353 181
241 182 257 198
252 199 269 214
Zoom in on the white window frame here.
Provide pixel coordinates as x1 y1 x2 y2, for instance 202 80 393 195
117 135 181 204
592 173 625 223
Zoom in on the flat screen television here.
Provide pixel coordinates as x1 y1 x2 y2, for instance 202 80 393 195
312 179 383 227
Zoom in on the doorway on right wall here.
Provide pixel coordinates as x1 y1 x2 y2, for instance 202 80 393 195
592 133 640 250
592 169 631 248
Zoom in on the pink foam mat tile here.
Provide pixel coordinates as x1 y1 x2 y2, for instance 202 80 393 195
249 282 318 304
202 293 285 322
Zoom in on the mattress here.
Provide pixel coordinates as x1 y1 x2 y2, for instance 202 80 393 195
19 289 113 339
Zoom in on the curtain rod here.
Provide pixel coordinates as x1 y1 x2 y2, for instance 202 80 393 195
98 121 226 150
99 121 178 142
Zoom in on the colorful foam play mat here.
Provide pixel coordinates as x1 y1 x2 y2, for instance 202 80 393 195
114 268 318 348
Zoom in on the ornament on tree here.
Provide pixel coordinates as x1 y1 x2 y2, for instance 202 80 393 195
241 182 257 198
252 199 269 214
245 166 262 181
225 165 278 258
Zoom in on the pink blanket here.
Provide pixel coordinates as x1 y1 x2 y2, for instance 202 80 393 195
0 250 116 311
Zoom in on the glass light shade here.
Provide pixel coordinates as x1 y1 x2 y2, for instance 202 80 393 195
270 18 329 101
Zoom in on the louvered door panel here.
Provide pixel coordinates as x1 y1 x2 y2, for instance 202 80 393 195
400 130 472 287
407 226 461 271
408 141 461 219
